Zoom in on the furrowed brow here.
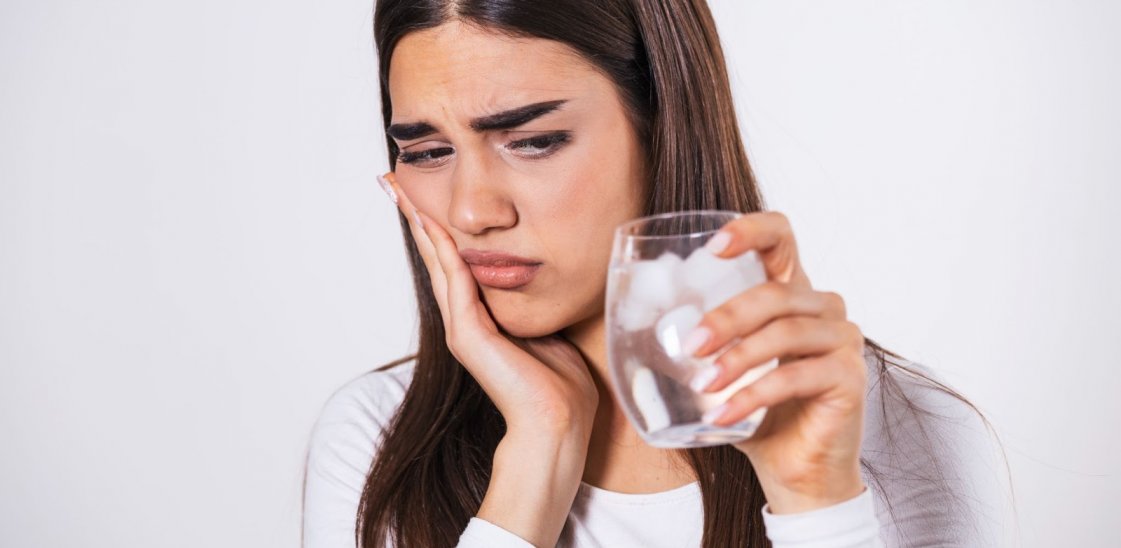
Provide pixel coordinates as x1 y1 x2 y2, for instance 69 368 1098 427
469 100 568 132
386 100 568 141
386 122 437 141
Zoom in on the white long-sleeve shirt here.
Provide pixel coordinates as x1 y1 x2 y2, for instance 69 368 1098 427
302 348 1012 547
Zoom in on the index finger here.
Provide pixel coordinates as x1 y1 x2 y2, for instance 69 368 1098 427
379 172 450 321
703 211 801 285
382 172 436 263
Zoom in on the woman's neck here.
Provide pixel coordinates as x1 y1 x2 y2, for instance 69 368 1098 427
562 315 697 494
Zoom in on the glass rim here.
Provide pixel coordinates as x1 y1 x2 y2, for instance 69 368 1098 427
613 209 743 240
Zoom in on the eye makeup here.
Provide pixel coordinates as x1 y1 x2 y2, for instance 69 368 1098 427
396 146 454 165
504 131 571 159
395 131 572 167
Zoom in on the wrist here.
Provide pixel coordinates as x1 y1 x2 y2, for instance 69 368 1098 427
476 431 589 547
492 429 590 495
755 465 865 515
503 401 596 444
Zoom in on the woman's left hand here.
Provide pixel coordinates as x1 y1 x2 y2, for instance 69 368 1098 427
686 211 868 514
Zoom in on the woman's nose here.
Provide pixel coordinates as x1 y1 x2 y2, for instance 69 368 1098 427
446 156 518 236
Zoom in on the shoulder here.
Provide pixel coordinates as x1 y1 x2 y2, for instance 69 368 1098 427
302 358 417 547
859 347 1014 546
311 359 417 440
306 358 418 472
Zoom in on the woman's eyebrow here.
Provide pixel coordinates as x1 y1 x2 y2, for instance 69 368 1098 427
469 99 568 131
386 122 437 141
386 99 568 141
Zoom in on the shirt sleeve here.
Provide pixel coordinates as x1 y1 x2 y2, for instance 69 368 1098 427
760 355 1014 548
457 518 537 547
303 373 394 548
303 367 419 548
761 487 884 548
303 365 538 548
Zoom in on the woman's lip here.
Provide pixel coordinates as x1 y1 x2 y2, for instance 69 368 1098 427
468 264 541 289
459 249 541 267
458 248 542 288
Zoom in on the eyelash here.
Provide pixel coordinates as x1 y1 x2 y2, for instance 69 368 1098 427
395 132 572 167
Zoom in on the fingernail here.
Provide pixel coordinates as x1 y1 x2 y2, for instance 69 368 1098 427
705 230 732 255
702 403 728 425
376 174 398 205
412 209 425 230
689 365 720 392
682 326 711 357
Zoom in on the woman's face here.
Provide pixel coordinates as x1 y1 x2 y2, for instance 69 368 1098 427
388 21 647 338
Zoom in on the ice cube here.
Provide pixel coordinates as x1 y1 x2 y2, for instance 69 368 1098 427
623 257 678 312
655 250 684 272
630 366 671 432
655 304 704 359
701 273 745 312
695 250 767 311
616 298 659 331
681 246 742 293
735 250 767 286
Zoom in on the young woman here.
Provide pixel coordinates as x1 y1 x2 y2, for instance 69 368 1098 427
303 1 1009 546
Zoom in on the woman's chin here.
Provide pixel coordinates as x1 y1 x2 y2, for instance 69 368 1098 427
484 304 563 339
476 292 555 338
491 307 604 341
493 316 560 339
483 291 603 340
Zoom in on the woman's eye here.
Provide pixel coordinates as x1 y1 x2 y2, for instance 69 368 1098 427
506 132 571 159
396 133 570 167
397 147 454 167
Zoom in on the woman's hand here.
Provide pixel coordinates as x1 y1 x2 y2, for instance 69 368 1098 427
378 172 599 437
378 172 596 547
686 211 868 514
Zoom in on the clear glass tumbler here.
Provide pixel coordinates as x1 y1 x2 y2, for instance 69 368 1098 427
605 210 778 448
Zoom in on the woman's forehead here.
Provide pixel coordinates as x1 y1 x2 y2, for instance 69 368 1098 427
387 21 602 120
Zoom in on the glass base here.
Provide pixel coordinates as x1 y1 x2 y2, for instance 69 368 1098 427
641 418 762 448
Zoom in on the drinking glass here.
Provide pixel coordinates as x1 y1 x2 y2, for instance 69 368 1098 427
605 210 778 448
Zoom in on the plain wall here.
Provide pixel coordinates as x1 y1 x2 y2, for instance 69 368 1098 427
1 0 1117 546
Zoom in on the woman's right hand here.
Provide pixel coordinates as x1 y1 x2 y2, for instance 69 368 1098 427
379 172 596 547
379 172 599 438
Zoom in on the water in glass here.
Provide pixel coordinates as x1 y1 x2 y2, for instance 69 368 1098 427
606 211 778 448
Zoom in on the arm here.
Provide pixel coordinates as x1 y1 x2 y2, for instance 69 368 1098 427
302 372 400 548
469 429 591 548
754 359 1013 548
301 367 584 548
761 486 883 548
374 174 598 547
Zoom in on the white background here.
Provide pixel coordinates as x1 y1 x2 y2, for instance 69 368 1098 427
1 0 1117 546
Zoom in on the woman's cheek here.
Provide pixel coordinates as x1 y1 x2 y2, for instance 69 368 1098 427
404 180 453 225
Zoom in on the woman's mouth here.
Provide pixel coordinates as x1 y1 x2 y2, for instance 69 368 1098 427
459 249 542 290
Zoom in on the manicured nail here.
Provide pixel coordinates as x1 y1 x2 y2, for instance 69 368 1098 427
704 230 732 255
376 174 398 205
682 326 712 357
412 209 425 230
702 403 728 425
689 365 720 392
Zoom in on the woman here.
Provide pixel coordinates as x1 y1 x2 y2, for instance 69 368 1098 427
303 0 1009 546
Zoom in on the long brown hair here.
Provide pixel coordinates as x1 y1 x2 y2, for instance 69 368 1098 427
353 1 1004 546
